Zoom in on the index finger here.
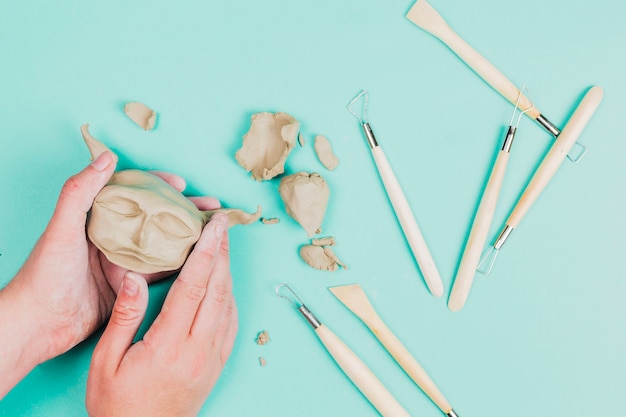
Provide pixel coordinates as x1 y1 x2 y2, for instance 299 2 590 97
145 213 228 345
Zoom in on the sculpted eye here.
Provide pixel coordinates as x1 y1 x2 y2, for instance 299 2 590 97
98 197 142 217
153 213 194 239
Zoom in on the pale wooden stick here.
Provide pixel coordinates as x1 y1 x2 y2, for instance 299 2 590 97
406 0 538 119
372 146 444 297
449 150 510 311
506 86 603 228
315 324 411 417
330 284 455 415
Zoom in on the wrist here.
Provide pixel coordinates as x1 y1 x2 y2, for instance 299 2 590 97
0 277 50 398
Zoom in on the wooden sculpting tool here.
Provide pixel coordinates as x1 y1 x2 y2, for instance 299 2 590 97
405 0 588 162
275 284 411 417
478 86 603 273
348 90 444 298
329 283 459 417
449 89 533 311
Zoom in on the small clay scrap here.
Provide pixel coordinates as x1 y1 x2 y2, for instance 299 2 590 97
235 112 300 181
124 101 157 131
259 357 267 367
311 236 335 246
279 172 330 237
260 217 280 225
256 330 270 345
313 135 339 171
299 245 347 272
82 125 261 274
298 132 305 147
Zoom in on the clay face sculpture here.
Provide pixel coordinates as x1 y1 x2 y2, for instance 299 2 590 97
278 172 330 237
235 112 300 181
88 170 205 273
82 124 261 274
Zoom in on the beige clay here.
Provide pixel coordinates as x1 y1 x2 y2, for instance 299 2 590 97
82 124 261 274
260 217 280 224
298 132 305 147
278 172 330 237
311 236 335 246
235 112 300 181
299 245 346 271
313 135 339 171
255 330 270 345
124 102 157 131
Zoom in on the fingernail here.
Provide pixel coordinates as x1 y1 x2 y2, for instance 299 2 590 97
91 152 114 172
212 213 228 239
122 272 140 296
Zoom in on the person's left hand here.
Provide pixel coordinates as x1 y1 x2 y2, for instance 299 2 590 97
5 151 220 369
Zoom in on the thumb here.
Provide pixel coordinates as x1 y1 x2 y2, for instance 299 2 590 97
49 151 117 236
95 272 148 368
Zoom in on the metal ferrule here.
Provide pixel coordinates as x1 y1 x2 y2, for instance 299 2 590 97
447 410 459 417
298 305 321 329
536 114 560 137
502 126 517 153
362 122 378 148
493 224 514 250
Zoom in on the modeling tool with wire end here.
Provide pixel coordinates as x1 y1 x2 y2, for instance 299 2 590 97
347 90 443 297
275 284 411 417
478 86 603 274
448 88 533 311
329 283 459 417
405 0 588 162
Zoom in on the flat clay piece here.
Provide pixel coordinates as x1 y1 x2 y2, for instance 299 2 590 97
311 236 335 246
124 102 157 131
261 217 280 224
298 132 305 147
299 245 347 271
278 172 330 237
82 125 261 274
235 112 300 181
313 135 339 171
259 357 267 367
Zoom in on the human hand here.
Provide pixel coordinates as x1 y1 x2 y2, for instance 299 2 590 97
0 152 220 398
86 213 237 417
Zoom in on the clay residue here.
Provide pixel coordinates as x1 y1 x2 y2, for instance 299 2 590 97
298 133 305 147
124 102 157 131
278 172 330 237
261 217 280 224
299 245 347 272
259 357 267 367
313 135 339 171
312 236 335 246
235 112 300 181
256 330 270 345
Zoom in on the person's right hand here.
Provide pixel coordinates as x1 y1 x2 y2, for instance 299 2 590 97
86 213 238 417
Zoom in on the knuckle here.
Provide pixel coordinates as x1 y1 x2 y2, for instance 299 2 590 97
175 278 207 302
210 282 231 305
112 302 142 326
60 176 82 199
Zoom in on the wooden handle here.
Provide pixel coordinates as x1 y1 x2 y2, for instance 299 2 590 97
371 146 444 297
364 314 453 414
449 150 510 311
315 325 411 417
506 86 603 227
406 0 539 119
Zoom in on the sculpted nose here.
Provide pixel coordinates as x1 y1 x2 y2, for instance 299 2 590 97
131 215 148 248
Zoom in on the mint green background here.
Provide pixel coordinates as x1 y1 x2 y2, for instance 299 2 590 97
1 0 624 416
